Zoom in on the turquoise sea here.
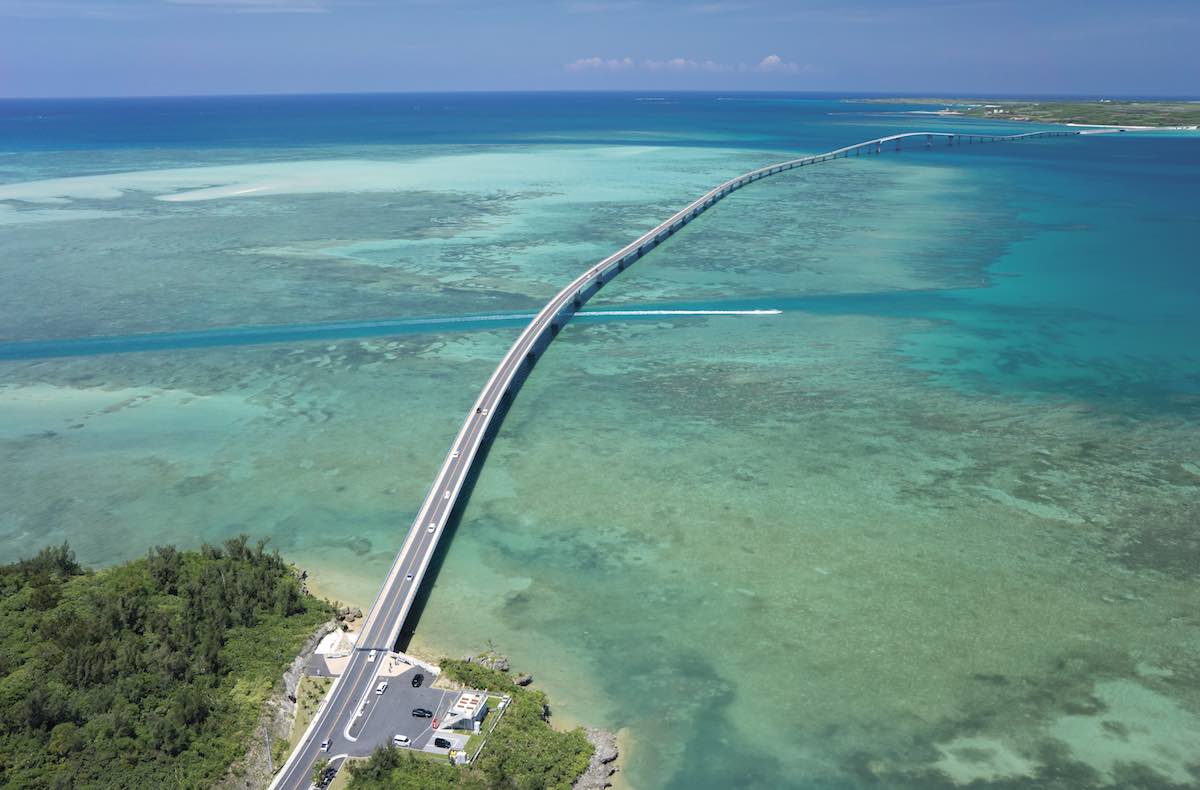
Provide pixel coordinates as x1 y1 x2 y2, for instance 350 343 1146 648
1 93 1198 788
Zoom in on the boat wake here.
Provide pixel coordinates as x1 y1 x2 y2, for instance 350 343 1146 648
0 308 781 361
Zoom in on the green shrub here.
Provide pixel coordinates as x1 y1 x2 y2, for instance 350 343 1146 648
0 538 331 789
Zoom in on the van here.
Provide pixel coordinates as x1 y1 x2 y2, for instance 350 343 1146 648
393 734 410 747
375 681 389 695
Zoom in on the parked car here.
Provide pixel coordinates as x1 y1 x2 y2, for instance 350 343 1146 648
411 673 425 688
393 734 410 747
412 708 433 718
434 737 452 749
432 718 440 729
375 681 388 695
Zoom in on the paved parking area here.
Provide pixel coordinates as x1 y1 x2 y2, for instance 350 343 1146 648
336 664 467 758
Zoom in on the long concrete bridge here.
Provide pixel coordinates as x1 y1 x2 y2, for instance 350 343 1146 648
270 127 1079 789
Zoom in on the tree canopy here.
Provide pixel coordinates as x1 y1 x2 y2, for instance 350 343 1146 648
0 538 330 789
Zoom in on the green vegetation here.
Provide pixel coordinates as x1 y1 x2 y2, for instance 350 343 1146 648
348 660 593 790
865 97 1200 127
0 538 331 789
290 674 334 757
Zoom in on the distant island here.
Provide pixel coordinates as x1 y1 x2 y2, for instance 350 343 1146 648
862 97 1200 128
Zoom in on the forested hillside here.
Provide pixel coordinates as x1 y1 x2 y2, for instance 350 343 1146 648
0 538 330 789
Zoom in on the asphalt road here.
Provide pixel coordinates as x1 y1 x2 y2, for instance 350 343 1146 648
269 129 1078 790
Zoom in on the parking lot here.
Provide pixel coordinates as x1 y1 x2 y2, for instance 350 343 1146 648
320 657 471 760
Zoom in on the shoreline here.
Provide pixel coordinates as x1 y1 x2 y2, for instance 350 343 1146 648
298 563 630 787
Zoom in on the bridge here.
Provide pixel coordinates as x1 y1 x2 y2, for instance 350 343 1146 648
269 128 1079 789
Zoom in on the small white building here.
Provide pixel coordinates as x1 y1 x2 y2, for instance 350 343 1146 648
441 691 488 733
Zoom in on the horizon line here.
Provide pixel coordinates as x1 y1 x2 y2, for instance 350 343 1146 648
4 89 1199 102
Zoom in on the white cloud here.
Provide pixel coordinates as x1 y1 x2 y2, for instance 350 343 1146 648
754 54 800 73
565 54 817 76
643 57 731 72
565 56 636 71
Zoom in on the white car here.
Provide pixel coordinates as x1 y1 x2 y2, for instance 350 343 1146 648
427 523 436 533
480 408 488 416
367 649 377 663
375 681 389 695
393 734 410 747
451 449 460 458
443 490 451 500
405 573 414 581
320 739 331 753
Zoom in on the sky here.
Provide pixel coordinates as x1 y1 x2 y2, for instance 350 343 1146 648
0 0 1197 98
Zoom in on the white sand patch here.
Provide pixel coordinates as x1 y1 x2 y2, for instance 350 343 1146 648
0 146 719 206
933 735 1040 785
315 629 357 656
1048 679 1200 785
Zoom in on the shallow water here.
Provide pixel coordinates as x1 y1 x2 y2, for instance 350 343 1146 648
1 94 1198 788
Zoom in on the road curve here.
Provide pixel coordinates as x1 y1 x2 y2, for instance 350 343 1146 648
269 127 1079 790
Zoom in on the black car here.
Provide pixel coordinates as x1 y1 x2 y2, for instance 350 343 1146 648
412 707 433 718
411 672 425 688
433 737 452 749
